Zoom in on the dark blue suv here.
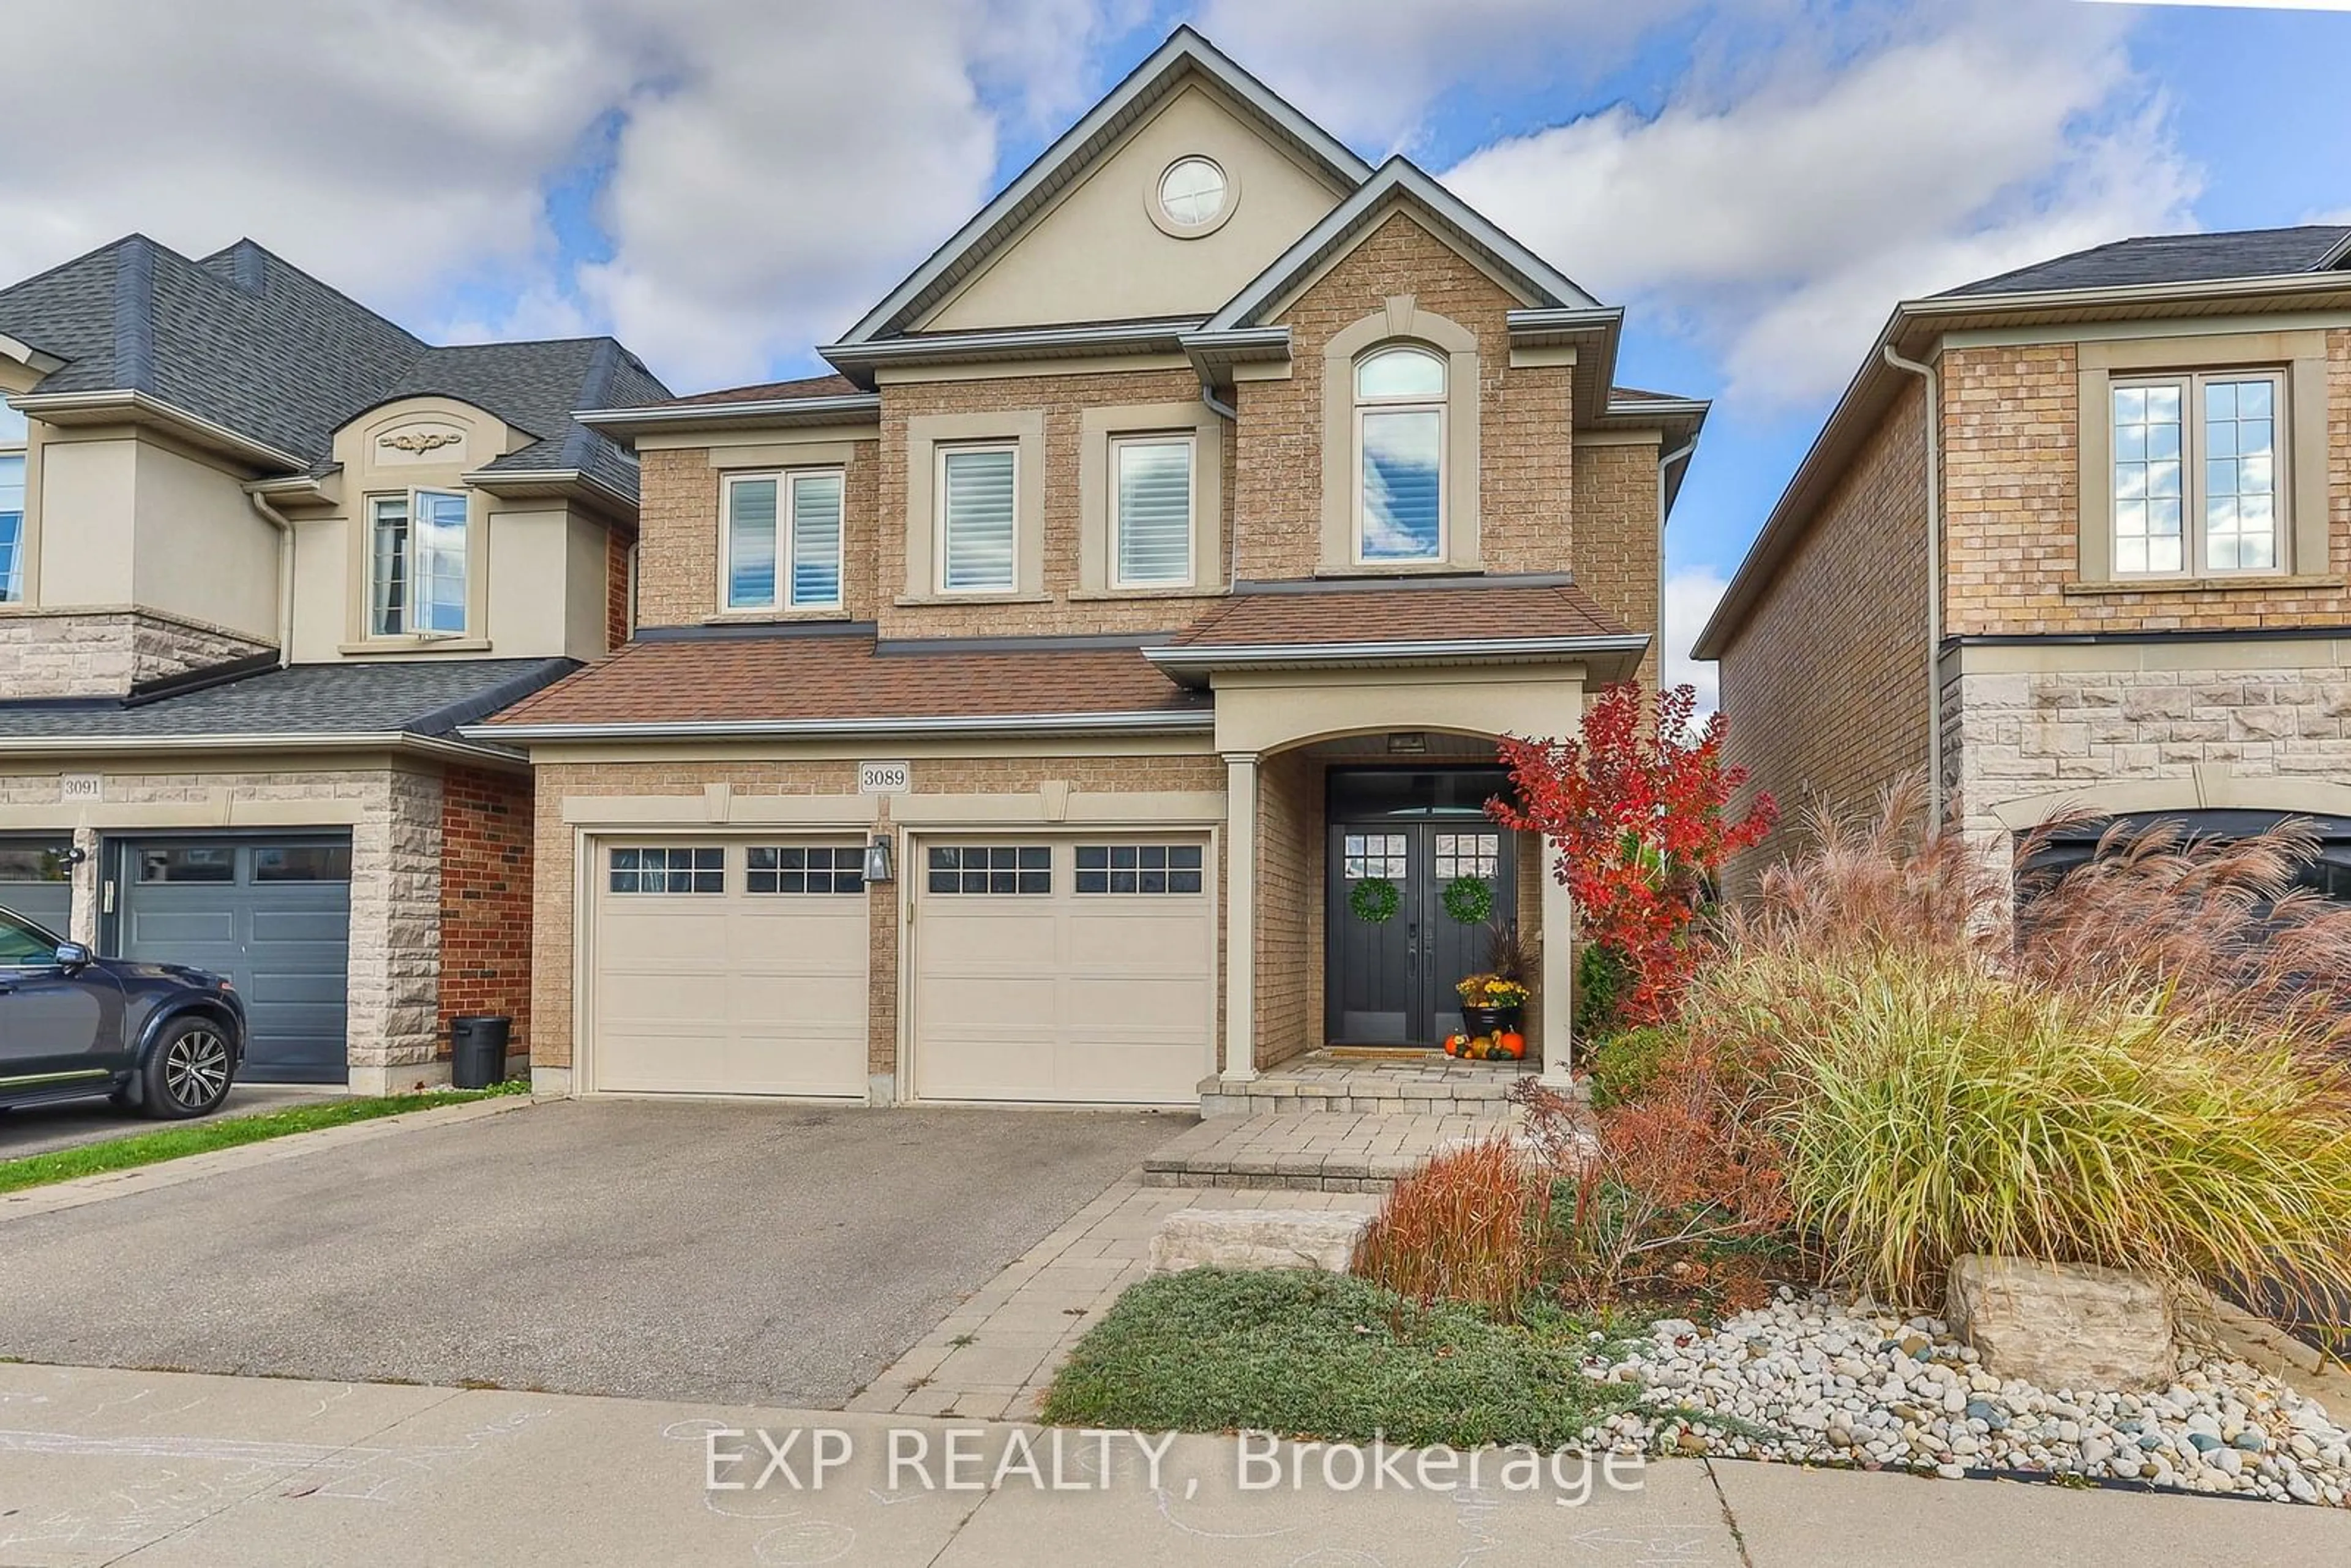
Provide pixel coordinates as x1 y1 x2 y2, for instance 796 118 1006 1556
0 904 247 1119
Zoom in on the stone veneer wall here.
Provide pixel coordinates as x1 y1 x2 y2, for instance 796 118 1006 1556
1948 661 2351 847
0 609 274 699
0 762 444 1086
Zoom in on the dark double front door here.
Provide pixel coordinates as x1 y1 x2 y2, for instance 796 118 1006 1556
1325 769 1517 1048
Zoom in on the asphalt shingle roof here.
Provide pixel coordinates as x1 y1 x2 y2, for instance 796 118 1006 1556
1168 581 1632 648
0 659 577 741
1941 225 2351 298
0 236 670 500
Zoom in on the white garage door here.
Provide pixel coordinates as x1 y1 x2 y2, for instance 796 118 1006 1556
590 838 869 1097
912 835 1213 1106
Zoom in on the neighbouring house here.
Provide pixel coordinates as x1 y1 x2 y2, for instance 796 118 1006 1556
0 236 669 1089
471 26 1706 1108
1697 224 2351 896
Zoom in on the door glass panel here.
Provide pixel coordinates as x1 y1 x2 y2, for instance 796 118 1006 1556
137 846 234 883
253 846 353 882
1433 833 1501 878
1341 835 1408 879
0 840 70 881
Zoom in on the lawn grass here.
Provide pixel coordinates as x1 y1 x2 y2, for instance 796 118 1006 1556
1039 1267 1643 1449
0 1081 529 1196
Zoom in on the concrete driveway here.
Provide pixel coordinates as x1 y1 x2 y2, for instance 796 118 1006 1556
0 1098 1183 1407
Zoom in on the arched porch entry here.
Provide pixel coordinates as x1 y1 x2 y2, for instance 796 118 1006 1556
1208 669 1590 1086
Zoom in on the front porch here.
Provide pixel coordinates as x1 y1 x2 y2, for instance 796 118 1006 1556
1197 1046 1531 1117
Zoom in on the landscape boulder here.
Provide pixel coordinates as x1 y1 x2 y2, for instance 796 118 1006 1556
1945 1255 2176 1391
1147 1208 1373 1274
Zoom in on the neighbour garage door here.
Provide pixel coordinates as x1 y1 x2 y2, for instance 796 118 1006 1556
0 835 73 937
912 835 1213 1106
589 838 869 1097
114 836 353 1084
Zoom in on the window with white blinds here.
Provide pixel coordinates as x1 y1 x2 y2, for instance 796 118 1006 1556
727 469 844 610
939 445 1017 593
789 471 844 607
1111 435 1194 587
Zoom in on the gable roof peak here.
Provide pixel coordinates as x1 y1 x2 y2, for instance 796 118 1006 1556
828 24 1373 353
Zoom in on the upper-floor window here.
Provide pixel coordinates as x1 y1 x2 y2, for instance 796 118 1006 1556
938 443 1018 594
1354 345 1446 564
1111 433 1194 588
369 489 468 636
2112 372 2286 577
726 469 844 612
0 402 24 604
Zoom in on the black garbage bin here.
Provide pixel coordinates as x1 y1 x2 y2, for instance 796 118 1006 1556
450 1015 512 1090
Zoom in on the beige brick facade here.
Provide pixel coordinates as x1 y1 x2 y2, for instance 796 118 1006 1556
1717 379 1932 888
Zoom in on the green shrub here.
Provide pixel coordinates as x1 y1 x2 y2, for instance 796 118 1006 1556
1700 947 2351 1307
1575 942 1629 1039
1581 1025 1682 1111
1040 1268 1638 1447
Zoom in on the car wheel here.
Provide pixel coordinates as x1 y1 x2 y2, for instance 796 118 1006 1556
143 1018 236 1119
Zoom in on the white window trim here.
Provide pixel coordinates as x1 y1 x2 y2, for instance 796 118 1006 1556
934 441 1021 596
2110 368 2290 581
366 487 470 639
722 467 846 613
1351 348 1449 567
0 441 24 606
1108 431 1197 590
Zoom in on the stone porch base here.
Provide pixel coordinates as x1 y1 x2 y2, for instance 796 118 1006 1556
1144 1109 1515 1192
1199 1048 1531 1117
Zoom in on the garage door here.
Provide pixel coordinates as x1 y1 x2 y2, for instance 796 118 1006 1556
0 836 73 937
589 838 869 1097
114 836 352 1084
912 835 1213 1106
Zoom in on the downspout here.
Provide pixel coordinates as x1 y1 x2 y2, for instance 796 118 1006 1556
1881 344 1942 823
1655 438 1697 687
1201 381 1239 588
246 490 296 669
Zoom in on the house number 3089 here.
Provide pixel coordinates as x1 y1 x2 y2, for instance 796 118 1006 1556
858 762 910 795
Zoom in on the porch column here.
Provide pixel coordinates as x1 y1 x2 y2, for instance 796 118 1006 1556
1221 751 1258 1082
1539 835 1574 1085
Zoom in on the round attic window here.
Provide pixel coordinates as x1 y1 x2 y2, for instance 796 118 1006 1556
1152 156 1234 236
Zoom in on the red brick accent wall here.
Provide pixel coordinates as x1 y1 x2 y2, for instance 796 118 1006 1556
438 765 536 1056
604 527 632 651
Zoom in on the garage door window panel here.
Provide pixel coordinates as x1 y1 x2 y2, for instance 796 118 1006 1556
609 846 725 894
254 845 353 882
138 846 234 883
748 846 864 895
927 845 1051 895
1076 843 1204 895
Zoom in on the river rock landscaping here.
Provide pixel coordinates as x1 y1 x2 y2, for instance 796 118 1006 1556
1583 1289 2351 1507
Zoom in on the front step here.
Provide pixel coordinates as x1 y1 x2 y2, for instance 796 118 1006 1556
1197 1052 1530 1118
1145 1111 1502 1193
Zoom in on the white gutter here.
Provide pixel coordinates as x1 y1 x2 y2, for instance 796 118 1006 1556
243 489 296 669
9 389 309 472
1146 632 1651 671
465 709 1216 745
0 730 525 769
1881 344 1943 823
1655 439 1697 680
573 393 881 432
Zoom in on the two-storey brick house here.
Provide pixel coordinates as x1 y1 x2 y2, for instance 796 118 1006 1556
475 28 1706 1108
1698 226 2351 896
0 236 667 1088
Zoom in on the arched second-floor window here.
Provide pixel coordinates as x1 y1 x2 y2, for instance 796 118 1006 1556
1353 345 1446 563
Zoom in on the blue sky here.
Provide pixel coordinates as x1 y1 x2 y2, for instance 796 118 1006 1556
2 0 2344 690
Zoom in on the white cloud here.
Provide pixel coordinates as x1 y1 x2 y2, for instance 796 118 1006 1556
0 1 1123 390
1661 566 1728 715
1445 1 2201 402
1191 0 1709 149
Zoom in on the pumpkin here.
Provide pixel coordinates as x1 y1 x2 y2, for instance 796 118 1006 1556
1443 1033 1468 1057
1496 1030 1526 1060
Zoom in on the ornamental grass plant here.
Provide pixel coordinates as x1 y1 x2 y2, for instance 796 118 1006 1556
1685 779 2351 1310
1351 1137 1551 1315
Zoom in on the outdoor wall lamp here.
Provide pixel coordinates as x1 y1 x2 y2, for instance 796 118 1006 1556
864 832 896 885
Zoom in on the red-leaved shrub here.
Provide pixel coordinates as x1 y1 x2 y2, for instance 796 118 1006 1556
1351 1137 1552 1314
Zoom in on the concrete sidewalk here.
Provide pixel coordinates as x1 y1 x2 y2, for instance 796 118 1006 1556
0 1362 2338 1566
